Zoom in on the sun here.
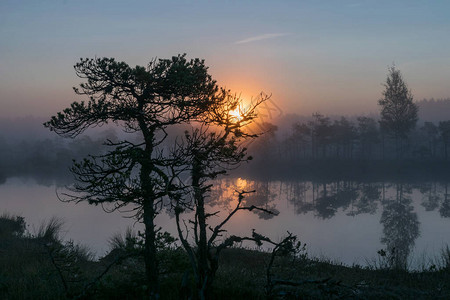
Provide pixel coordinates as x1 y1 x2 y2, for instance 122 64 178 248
229 108 242 121
229 107 244 122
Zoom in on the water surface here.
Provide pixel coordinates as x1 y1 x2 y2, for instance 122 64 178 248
2 177 450 268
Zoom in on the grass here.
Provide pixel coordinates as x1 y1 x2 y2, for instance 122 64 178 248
2 213 450 299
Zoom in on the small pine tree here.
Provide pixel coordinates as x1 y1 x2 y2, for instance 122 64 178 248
378 65 418 158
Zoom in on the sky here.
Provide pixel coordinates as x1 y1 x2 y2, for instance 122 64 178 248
2 0 450 119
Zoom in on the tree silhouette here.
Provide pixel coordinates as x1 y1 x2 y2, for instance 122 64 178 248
420 122 439 159
44 55 218 299
356 116 379 160
170 93 274 299
287 122 311 160
309 113 332 159
379 66 418 158
331 117 356 159
438 121 450 160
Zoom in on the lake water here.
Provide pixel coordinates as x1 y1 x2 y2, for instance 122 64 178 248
2 176 450 269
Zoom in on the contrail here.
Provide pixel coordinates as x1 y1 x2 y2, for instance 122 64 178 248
235 33 291 44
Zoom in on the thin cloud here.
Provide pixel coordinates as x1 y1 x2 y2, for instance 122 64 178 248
235 33 291 45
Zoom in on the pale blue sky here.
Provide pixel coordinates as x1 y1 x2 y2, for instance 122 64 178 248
2 0 450 117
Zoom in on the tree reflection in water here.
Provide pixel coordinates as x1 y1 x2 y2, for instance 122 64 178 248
380 183 420 269
286 181 312 215
419 182 442 211
209 178 278 219
439 183 450 218
286 181 378 218
347 183 380 216
242 181 279 219
207 178 450 268
313 181 358 219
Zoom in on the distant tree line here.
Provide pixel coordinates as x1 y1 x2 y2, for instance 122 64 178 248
250 67 450 165
3 112 448 185
252 114 450 163
0 131 116 185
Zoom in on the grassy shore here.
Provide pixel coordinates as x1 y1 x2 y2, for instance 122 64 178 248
1 214 450 299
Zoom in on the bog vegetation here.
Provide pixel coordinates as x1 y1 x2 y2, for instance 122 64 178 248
2 213 450 299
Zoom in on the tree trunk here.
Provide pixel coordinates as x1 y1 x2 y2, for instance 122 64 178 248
143 198 159 299
139 121 160 299
192 155 211 300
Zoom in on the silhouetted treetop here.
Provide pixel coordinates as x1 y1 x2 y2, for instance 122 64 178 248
378 65 418 139
44 54 226 298
45 55 218 138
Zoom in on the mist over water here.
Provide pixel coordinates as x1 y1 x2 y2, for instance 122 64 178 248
2 98 449 186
